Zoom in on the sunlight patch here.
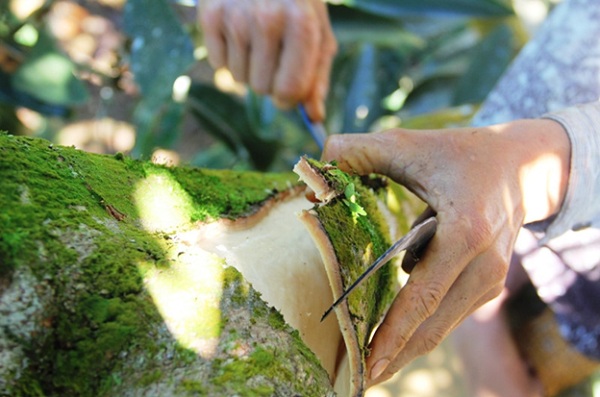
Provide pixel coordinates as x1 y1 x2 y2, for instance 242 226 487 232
143 246 225 359
133 171 194 232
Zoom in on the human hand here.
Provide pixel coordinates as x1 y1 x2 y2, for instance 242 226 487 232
198 0 337 121
321 119 570 384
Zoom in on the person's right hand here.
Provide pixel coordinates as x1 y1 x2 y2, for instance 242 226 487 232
198 0 337 122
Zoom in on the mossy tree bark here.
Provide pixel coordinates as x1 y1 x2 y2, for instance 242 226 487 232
0 133 404 396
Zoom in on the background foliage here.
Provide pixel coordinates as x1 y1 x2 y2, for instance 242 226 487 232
1 1 600 396
1 0 525 172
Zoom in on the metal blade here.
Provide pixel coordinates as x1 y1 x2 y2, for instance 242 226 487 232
321 216 437 321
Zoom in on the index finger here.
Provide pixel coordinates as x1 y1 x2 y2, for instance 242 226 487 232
367 237 508 384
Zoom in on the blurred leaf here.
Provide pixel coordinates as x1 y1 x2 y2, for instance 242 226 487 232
13 31 88 106
408 22 477 84
399 22 486 115
338 0 513 18
133 99 186 155
13 24 39 47
452 24 515 105
327 42 414 133
399 104 478 129
124 0 195 156
187 83 250 155
191 142 247 170
187 83 279 170
124 0 194 108
0 70 69 116
342 43 379 132
245 91 280 141
329 5 425 49
402 76 460 115
0 104 25 133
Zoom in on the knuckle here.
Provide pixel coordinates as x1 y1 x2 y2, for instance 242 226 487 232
200 5 222 31
410 280 445 320
457 215 494 255
255 8 285 34
226 10 248 41
478 248 509 287
488 282 505 300
289 11 319 41
488 257 509 284
391 328 411 351
418 326 447 354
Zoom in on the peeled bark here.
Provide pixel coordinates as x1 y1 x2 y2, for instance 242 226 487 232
0 133 400 396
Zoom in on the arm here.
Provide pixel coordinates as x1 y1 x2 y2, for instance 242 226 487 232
322 117 571 384
197 0 337 121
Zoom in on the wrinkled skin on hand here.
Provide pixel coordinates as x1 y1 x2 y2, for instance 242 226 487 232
322 119 571 385
198 0 337 121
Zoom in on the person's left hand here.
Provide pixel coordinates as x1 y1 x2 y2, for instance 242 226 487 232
321 119 570 385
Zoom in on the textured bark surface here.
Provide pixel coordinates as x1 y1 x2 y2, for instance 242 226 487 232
0 133 401 396
0 133 335 396
294 156 397 396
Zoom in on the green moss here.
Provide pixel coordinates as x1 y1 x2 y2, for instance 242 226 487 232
0 134 332 396
214 346 275 385
204 267 332 396
8 375 45 397
168 166 297 222
178 379 206 394
310 160 397 349
139 370 164 387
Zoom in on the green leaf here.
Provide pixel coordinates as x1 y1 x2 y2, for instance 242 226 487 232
344 182 356 201
186 83 280 170
191 142 247 170
329 5 425 48
342 198 367 217
245 91 280 142
338 0 513 18
124 0 195 157
341 44 380 132
451 24 515 105
123 0 195 109
0 70 69 116
132 99 186 156
187 83 249 156
398 105 478 130
12 31 88 106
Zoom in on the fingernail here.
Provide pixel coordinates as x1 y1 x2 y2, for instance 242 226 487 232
370 359 390 381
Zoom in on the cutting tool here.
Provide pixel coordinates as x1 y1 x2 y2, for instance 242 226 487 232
321 216 438 321
298 105 328 150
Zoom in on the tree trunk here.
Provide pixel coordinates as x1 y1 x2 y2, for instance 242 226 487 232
0 133 403 396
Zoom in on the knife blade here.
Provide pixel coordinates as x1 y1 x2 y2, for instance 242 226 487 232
321 216 438 321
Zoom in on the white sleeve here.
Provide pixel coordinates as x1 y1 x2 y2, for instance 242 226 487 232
537 101 600 242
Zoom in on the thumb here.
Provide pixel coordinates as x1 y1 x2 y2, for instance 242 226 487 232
322 131 401 178
322 130 430 201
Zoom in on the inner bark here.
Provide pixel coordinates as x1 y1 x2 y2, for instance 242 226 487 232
188 194 345 383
